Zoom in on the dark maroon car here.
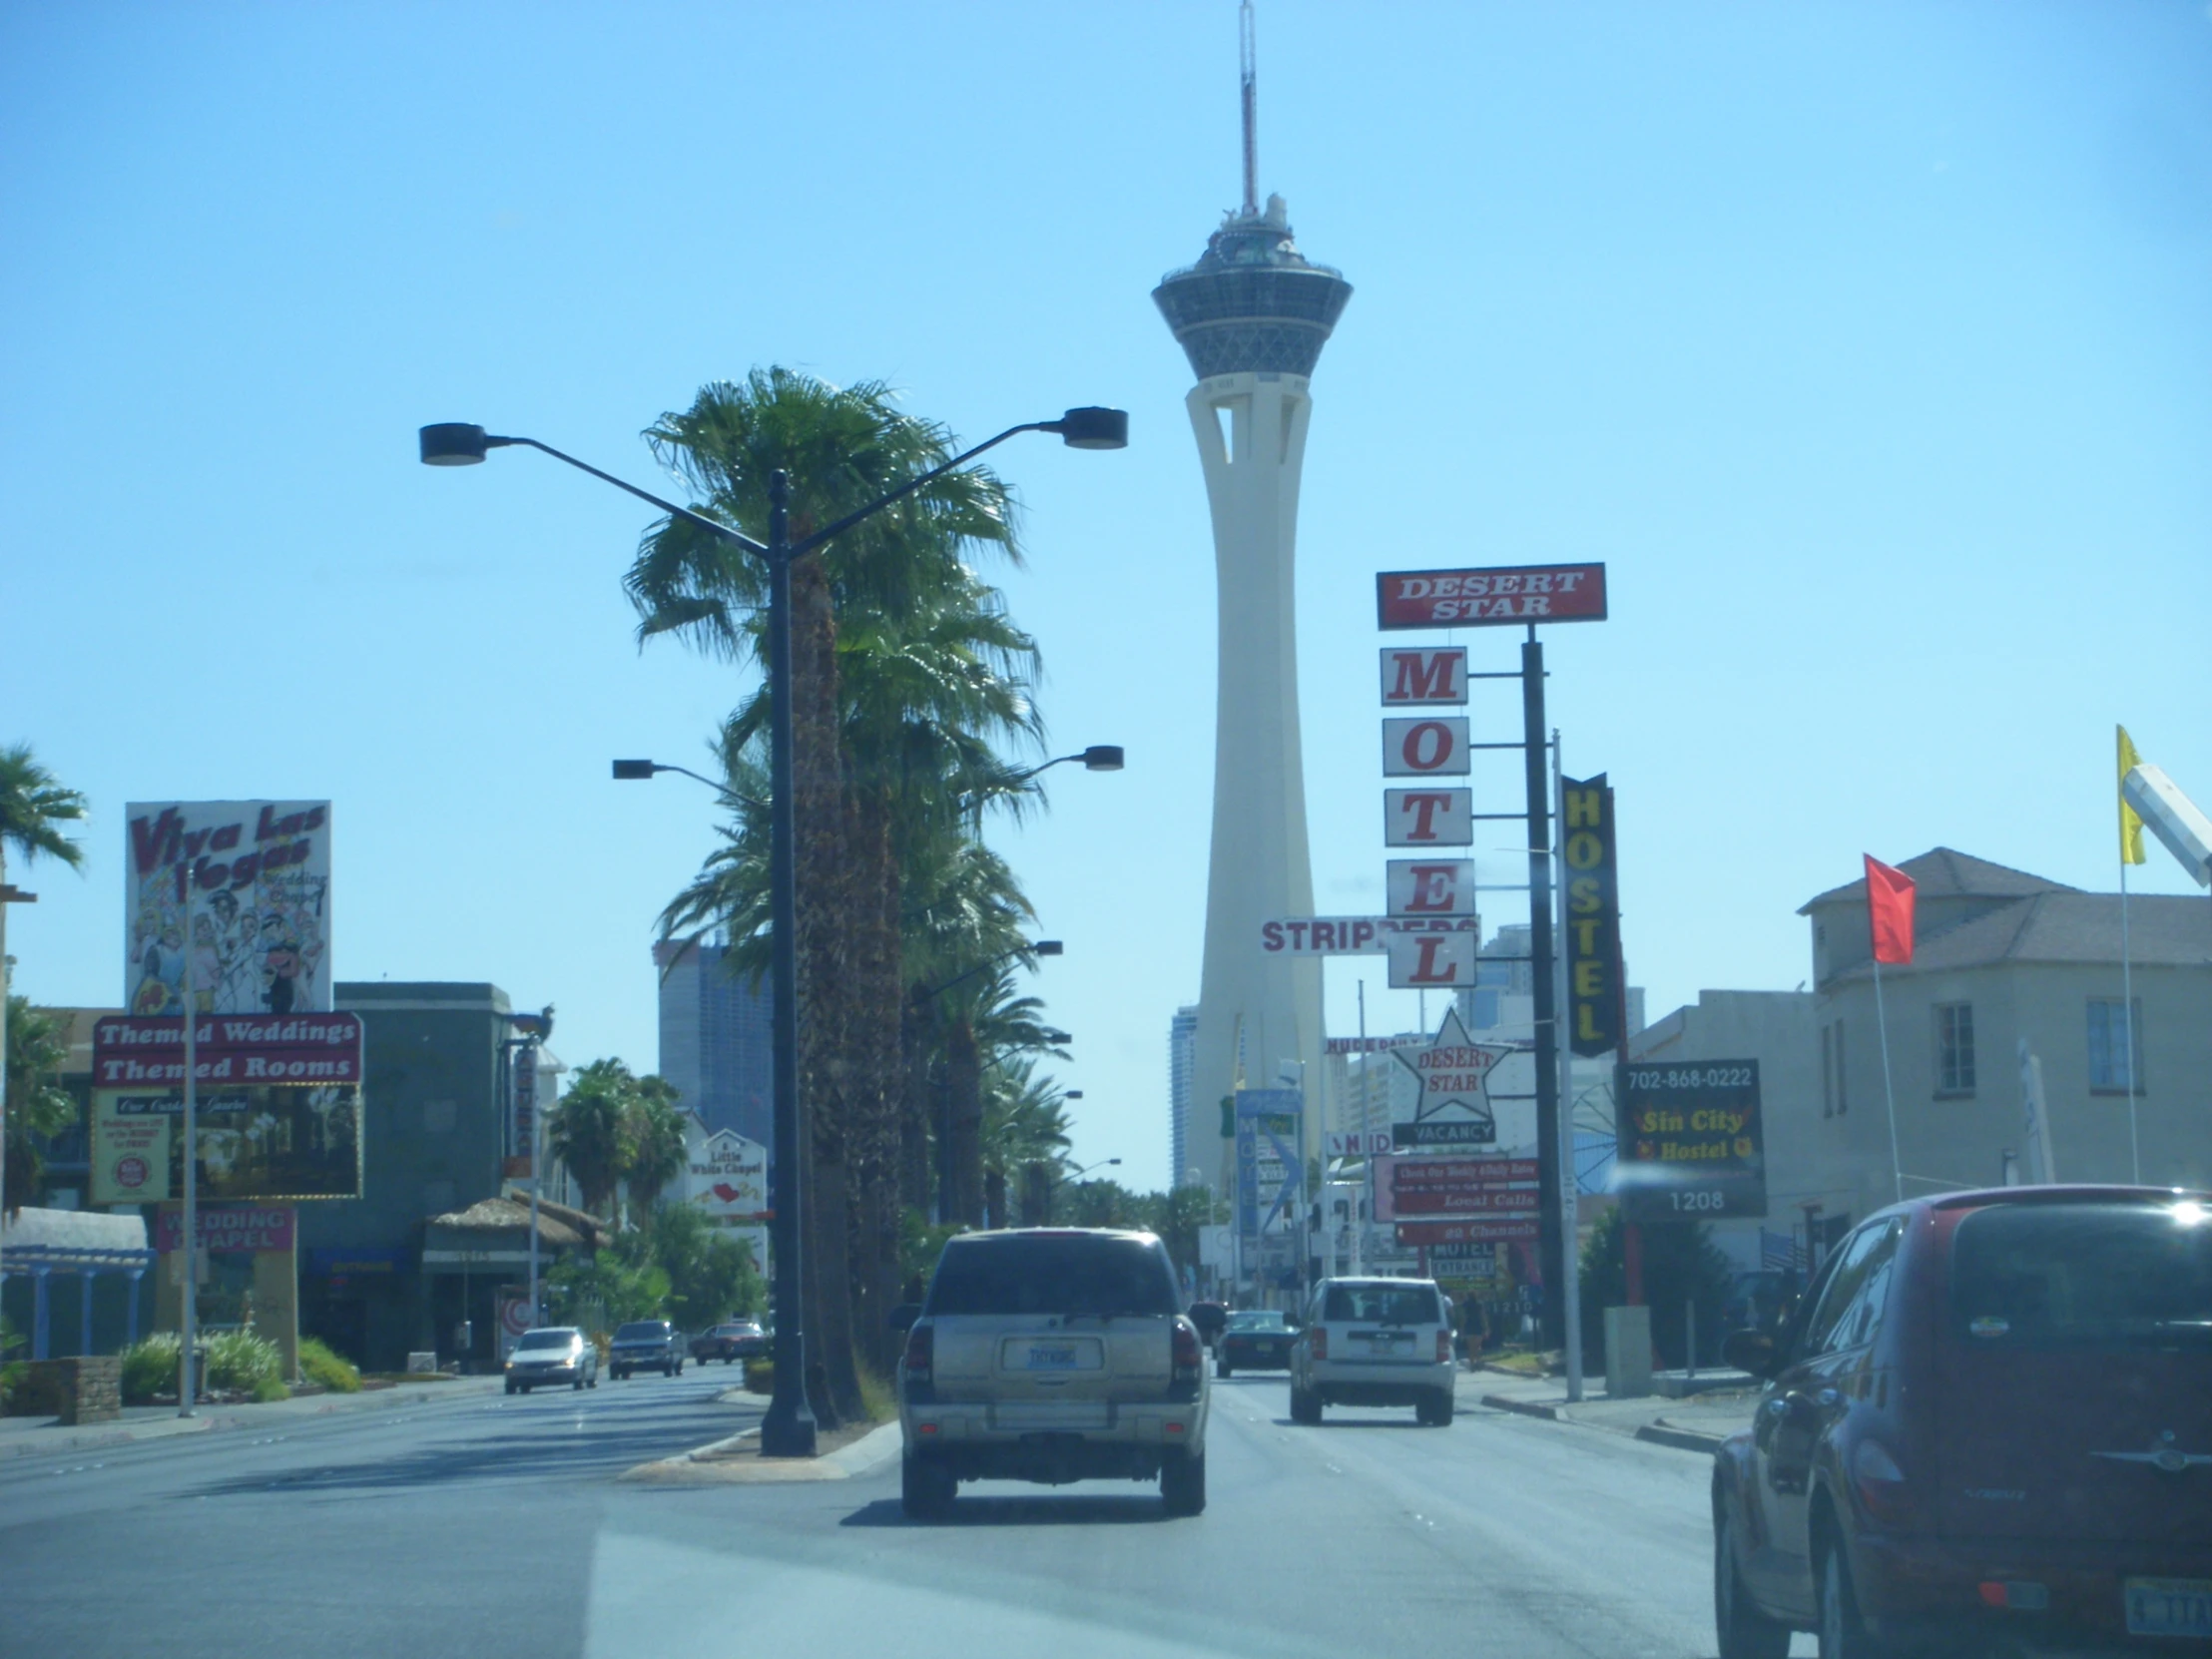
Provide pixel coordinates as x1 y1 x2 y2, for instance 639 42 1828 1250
1713 1185 2212 1658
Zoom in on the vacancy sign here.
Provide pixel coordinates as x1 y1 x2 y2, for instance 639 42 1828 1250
1376 564 1608 630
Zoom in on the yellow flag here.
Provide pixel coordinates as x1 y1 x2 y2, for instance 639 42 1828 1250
2119 725 2146 864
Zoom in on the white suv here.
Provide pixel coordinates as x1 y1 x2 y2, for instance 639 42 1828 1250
1288 1276 1456 1426
895 1229 1209 1518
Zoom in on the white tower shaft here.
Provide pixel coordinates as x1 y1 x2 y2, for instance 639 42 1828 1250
1187 370 1324 1195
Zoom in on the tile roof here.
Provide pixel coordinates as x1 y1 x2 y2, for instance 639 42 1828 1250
1828 891 2212 981
1801 847 2077 912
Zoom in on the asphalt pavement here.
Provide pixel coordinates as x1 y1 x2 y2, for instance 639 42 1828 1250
0 1364 1808 1658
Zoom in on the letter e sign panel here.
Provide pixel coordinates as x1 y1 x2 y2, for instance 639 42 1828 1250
1386 858 1476 916
1386 931 1476 988
1384 788 1472 846
1382 717 1469 777
1379 648 1467 706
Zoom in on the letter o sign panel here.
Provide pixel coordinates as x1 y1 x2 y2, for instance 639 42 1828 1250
1382 717 1470 777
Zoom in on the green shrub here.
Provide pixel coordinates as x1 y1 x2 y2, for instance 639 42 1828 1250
742 1358 773 1394
121 1333 183 1404
0 1360 28 1414
203 1329 284 1396
297 1337 360 1393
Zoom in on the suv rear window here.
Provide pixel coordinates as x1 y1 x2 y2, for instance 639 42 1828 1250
1323 1283 1442 1325
1952 1201 2212 1352
614 1322 668 1340
927 1235 1179 1319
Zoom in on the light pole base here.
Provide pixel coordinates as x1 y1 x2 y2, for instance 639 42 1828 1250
759 1391 819 1458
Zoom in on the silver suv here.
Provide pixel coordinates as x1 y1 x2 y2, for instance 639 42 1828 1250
895 1229 1209 1518
1289 1276 1456 1426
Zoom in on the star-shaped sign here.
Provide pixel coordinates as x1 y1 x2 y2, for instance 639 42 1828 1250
1390 1004 1513 1129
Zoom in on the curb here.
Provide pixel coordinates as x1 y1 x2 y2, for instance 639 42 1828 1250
620 1418 900 1487
1637 1419 1727 1454
0 1376 503 1464
1479 1392 1563 1421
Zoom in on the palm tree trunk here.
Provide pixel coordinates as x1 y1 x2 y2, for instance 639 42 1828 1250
899 998 934 1214
790 554 862 1428
846 785 904 1378
947 1017 984 1229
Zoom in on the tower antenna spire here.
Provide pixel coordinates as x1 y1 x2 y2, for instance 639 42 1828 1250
1239 0 1258 216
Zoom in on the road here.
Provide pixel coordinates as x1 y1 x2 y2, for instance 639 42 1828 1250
0 1370 1798 1658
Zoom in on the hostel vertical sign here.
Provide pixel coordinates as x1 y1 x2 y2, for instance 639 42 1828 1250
1560 776 1624 1057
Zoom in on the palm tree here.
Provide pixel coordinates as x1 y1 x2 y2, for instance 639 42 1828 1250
626 369 1043 1407
548 1060 635 1219
0 745 86 1226
3 998 79 1216
623 1077 691 1214
982 1057 1073 1229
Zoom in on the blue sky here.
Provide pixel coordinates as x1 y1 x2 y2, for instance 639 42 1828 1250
4 2 2207 1191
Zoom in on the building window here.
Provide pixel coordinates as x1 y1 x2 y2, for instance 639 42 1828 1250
1935 1003 1975 1096
2087 998 2143 1094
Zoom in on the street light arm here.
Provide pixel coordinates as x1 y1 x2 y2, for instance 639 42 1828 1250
494 436 771 556
910 938 1058 1004
790 420 1069 558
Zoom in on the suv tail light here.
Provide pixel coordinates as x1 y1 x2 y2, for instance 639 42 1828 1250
1436 1330 1453 1365
1170 1318 1203 1400
1310 1327 1329 1362
1852 1437 1913 1523
902 1323 933 1388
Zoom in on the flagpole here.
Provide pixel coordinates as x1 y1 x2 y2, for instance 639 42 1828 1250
1872 957 1903 1207
2120 854 2139 1184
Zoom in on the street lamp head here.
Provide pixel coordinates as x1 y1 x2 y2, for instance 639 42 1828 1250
1047 407 1129 450
1063 1090 1084 1100
1044 1029 1073 1044
1031 939 1064 956
612 760 658 781
418 423 496 466
1107 1157 1122 1166
1079 746 1125 772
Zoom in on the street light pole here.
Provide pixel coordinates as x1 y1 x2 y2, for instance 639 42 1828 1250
425 403 1125 1459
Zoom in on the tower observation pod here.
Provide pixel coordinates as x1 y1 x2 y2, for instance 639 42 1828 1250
1154 96 1352 1213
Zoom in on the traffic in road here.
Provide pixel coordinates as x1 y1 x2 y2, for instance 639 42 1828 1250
3 1357 1737 1658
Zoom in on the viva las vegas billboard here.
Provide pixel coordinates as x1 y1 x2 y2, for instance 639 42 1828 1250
94 802 358 1206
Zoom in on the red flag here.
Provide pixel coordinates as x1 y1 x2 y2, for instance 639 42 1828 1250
1864 854 1916 965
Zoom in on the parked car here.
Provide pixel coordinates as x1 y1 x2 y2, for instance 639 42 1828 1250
1288 1276 1455 1426
1216 1309 1296 1376
608 1319 685 1380
895 1228 1209 1519
504 1326 597 1393
1712 1185 2212 1659
690 1320 768 1365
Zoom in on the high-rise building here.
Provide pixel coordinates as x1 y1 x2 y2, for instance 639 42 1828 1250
1154 14 1351 1198
653 940 773 1151
1167 1004 1200 1186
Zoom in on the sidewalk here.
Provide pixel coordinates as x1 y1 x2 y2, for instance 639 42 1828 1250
1455 1364 1758 1454
0 1375 506 1463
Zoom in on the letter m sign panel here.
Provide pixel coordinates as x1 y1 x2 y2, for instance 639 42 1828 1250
1379 648 1467 707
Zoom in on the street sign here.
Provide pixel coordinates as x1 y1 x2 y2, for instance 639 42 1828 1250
1560 775 1625 1057
1325 1130 1391 1157
1376 564 1608 630
1374 1157 1540 1221
1396 1218 1540 1246
1614 1060 1768 1223
1382 717 1470 777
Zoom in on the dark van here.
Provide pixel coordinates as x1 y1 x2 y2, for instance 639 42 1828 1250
1714 1186 2212 1657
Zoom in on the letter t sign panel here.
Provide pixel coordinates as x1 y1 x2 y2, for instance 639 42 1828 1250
1384 788 1472 846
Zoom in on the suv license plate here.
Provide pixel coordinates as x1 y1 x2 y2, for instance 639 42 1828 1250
1026 1344 1082 1371
2126 1579 2212 1638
